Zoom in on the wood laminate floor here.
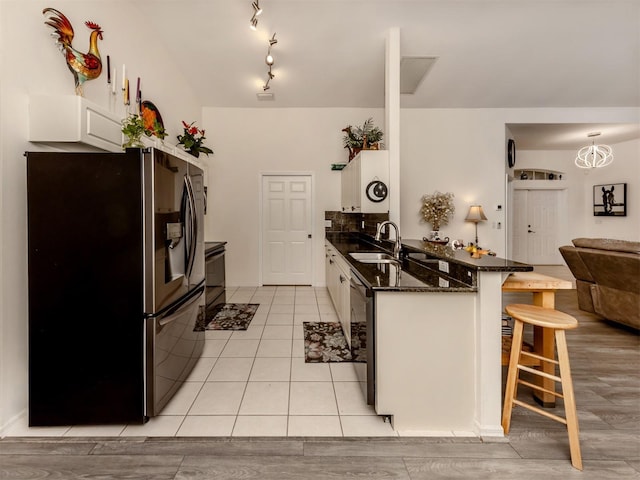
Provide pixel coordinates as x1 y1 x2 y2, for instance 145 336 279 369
1 287 638 479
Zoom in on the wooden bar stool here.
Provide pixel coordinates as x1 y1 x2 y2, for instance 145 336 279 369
502 303 582 471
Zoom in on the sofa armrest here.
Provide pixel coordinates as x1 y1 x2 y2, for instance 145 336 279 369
559 246 594 282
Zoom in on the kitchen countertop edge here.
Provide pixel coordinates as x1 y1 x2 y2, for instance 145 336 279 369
326 232 532 293
401 239 533 273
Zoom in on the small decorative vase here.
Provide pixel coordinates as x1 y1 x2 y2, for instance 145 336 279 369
123 134 144 149
429 230 440 241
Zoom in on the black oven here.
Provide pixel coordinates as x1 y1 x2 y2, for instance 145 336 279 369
205 242 226 316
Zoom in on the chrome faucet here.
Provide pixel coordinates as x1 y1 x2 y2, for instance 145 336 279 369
375 221 402 260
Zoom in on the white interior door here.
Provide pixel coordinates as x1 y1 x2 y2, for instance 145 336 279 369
262 175 313 285
512 189 563 265
511 189 528 263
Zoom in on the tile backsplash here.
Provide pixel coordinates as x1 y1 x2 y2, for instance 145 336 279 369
325 211 389 237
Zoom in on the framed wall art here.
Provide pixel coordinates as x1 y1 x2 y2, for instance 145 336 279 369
593 183 627 216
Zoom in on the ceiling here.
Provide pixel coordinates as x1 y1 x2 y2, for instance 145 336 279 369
132 0 639 147
509 123 640 150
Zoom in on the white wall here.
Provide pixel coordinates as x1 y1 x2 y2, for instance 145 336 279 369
204 107 639 288
401 109 510 251
0 0 202 433
516 139 640 242
202 107 384 286
399 108 640 254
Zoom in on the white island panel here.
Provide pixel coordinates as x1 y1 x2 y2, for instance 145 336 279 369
375 291 476 435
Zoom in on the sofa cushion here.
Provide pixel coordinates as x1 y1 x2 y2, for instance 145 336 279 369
572 238 640 254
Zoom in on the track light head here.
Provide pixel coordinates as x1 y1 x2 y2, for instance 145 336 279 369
252 1 263 16
250 16 258 30
259 32 278 94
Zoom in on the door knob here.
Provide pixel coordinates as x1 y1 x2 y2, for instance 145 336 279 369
308 234 312 239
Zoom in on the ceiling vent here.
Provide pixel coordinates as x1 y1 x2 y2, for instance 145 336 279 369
400 56 438 94
256 92 274 101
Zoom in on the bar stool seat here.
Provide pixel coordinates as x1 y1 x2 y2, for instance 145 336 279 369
502 303 582 471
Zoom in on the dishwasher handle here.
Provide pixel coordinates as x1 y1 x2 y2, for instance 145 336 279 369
350 271 371 297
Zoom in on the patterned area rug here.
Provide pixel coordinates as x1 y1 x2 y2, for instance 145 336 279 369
194 303 259 331
303 322 366 363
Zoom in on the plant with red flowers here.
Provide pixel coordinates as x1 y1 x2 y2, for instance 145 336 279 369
176 121 213 158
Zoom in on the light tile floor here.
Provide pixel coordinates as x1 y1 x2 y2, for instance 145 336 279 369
7 286 396 438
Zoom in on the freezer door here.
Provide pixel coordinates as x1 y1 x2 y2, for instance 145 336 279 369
146 283 205 417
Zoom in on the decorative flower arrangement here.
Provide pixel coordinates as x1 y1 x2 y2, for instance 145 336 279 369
177 121 213 158
420 191 455 232
341 117 384 161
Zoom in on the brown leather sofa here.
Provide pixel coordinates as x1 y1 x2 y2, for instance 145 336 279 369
559 238 640 330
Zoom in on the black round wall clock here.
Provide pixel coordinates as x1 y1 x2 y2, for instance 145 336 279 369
365 180 388 203
507 139 516 168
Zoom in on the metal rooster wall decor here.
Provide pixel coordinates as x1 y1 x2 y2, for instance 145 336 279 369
43 8 103 96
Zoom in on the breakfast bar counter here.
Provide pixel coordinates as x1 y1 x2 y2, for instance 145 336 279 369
325 232 532 437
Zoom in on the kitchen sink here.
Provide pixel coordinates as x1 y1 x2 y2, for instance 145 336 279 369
349 252 399 263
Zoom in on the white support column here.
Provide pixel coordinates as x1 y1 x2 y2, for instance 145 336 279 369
474 271 507 437
385 28 401 226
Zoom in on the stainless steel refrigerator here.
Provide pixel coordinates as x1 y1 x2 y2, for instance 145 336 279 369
26 147 205 425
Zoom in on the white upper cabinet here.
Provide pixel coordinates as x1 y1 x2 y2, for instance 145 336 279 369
29 95 123 152
340 151 389 214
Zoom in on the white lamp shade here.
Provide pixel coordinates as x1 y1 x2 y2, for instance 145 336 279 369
465 205 487 223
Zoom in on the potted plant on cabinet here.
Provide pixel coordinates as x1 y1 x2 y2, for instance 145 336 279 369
177 121 214 158
342 117 384 161
121 114 147 149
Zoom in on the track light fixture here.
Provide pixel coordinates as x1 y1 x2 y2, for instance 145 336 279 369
249 0 262 30
263 33 277 91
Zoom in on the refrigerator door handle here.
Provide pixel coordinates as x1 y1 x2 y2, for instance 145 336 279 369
156 284 205 326
183 175 195 278
184 175 198 278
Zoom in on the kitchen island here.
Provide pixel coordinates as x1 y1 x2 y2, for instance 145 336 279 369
325 232 531 437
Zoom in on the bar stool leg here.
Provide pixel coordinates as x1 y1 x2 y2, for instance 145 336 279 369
502 319 524 435
555 329 583 471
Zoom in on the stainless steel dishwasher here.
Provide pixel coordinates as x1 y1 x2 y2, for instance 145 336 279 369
350 272 375 405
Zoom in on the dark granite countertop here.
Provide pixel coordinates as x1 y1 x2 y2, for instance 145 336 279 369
325 232 532 293
325 232 475 292
401 239 533 273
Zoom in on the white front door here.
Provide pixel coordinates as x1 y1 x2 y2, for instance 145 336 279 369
512 189 564 264
261 175 313 285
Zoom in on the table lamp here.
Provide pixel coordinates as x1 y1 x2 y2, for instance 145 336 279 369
465 205 487 246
